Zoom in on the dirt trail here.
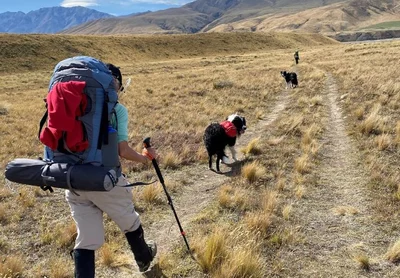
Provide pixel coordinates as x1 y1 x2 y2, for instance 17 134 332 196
278 73 395 277
136 90 290 277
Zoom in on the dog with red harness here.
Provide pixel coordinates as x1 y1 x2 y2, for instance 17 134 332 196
203 113 247 173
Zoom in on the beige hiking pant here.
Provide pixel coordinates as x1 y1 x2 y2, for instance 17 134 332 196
65 176 141 250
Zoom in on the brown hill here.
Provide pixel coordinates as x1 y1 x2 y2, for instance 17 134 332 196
209 0 400 34
0 32 337 73
61 0 344 34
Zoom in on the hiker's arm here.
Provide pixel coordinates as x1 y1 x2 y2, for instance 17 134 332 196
118 141 149 163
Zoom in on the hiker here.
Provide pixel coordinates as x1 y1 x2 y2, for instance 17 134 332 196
294 51 299 64
65 62 158 277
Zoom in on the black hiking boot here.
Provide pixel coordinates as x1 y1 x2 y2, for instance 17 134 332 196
125 225 157 272
73 249 95 278
137 241 157 272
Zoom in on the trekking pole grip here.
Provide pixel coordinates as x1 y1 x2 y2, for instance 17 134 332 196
143 137 164 184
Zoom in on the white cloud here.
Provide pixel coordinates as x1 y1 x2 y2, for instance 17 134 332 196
60 0 99 7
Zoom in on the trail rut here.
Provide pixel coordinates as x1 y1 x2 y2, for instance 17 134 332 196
277 73 396 277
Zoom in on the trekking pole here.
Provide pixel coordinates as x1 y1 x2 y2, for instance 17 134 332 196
143 137 192 254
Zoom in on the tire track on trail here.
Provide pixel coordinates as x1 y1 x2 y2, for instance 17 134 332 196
138 90 291 276
280 73 393 277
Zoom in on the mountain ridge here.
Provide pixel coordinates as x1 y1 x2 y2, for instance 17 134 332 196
60 0 400 38
0 6 113 34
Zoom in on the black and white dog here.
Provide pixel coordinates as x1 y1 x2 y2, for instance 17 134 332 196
281 71 298 89
203 114 247 172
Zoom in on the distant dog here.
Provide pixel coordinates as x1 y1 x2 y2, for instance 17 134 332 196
281 71 298 89
203 113 247 173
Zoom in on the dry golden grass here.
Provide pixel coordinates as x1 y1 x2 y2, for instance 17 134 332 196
241 161 266 184
295 185 306 199
218 185 248 212
282 204 293 220
0 255 24 278
332 206 359 216
161 151 183 170
353 254 370 271
294 154 311 174
359 105 386 135
354 106 365 120
217 247 263 278
375 133 391 151
47 257 72 278
2 33 400 278
141 183 164 204
241 137 262 156
196 228 227 273
276 177 286 191
386 239 400 263
0 204 7 224
244 211 272 236
261 190 278 214
395 121 400 144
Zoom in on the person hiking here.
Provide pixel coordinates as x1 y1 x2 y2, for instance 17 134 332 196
294 51 300 64
66 62 158 277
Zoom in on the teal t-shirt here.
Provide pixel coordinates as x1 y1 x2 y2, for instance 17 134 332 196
111 103 129 143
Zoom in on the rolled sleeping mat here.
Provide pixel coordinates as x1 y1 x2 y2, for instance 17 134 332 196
5 158 118 192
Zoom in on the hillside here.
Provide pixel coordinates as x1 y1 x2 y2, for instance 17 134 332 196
0 7 113 34
0 32 337 73
60 0 400 38
61 0 344 34
209 0 400 34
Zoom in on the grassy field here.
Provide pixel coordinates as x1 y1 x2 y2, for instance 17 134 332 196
1 32 400 277
361 21 400 30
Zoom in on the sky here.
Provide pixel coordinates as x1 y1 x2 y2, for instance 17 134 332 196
0 0 194 16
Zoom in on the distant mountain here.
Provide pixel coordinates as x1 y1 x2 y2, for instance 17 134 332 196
0 6 114 34
61 0 400 40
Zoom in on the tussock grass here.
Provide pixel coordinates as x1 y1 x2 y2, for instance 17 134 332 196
142 183 164 205
47 257 72 278
217 247 263 278
55 221 77 249
301 124 320 147
295 185 306 199
375 133 391 151
0 255 24 278
359 105 386 135
332 206 359 216
267 136 285 146
282 204 292 220
196 229 227 273
0 204 7 224
395 121 400 144
17 188 35 208
0 102 9 115
218 185 248 211
241 161 266 184
294 154 311 174
276 177 286 191
310 96 323 107
165 179 183 193
353 254 370 271
386 239 400 263
241 137 262 156
354 106 365 120
261 190 278 213
244 211 272 235
162 151 183 170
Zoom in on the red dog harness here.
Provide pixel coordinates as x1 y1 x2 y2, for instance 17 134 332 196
220 120 237 138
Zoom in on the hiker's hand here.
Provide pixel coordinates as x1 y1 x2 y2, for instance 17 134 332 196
142 147 157 161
